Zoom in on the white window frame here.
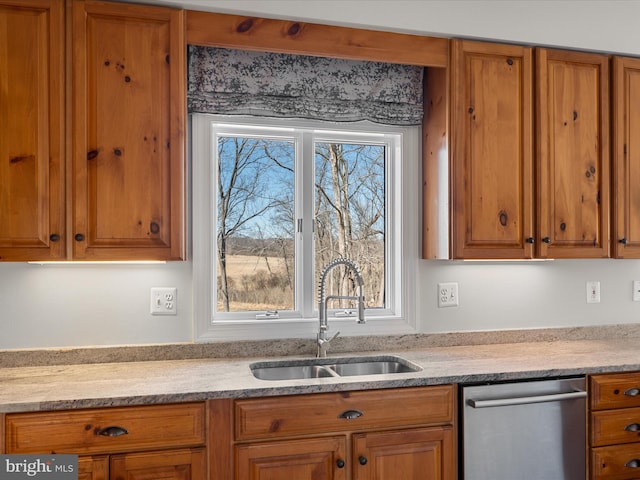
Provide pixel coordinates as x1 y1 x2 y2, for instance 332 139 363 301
191 114 419 341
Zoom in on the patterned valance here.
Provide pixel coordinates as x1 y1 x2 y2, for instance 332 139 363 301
187 46 424 126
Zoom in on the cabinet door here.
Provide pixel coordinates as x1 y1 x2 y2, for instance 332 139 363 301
110 448 206 480
451 40 534 259
536 48 610 258
235 436 348 480
0 0 65 261
352 426 454 480
612 56 640 258
71 1 185 260
78 456 109 480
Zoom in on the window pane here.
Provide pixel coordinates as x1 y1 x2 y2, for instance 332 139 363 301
314 142 385 309
216 136 295 312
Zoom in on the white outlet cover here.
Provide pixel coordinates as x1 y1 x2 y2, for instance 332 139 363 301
438 282 459 308
150 287 177 315
586 281 600 304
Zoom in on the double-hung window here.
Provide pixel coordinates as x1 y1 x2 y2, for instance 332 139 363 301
192 114 419 341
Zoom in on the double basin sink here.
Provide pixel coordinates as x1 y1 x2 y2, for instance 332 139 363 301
250 355 422 381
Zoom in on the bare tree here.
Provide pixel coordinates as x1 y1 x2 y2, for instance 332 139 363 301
217 137 293 311
314 142 385 305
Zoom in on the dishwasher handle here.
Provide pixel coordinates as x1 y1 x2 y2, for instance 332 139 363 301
467 390 587 409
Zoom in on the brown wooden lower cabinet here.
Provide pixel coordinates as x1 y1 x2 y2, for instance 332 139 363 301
76 449 205 480
78 456 109 480
590 372 640 479
5 403 206 480
235 426 452 480
217 385 457 480
236 436 348 480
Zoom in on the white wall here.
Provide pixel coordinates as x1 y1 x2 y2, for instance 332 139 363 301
3 1 640 350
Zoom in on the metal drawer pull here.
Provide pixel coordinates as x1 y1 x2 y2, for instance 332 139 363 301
625 423 640 432
626 459 640 468
96 425 129 437
359 456 368 466
467 391 587 408
625 388 640 397
338 409 363 420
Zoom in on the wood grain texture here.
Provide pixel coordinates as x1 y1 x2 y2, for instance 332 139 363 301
186 10 448 67
591 373 640 411
0 0 65 260
110 448 206 480
352 426 454 480
77 456 109 480
591 408 640 447
422 66 449 259
451 39 533 259
536 48 610 259
235 386 454 441
207 398 234 480
5 403 205 454
235 436 348 480
612 56 640 258
71 0 185 260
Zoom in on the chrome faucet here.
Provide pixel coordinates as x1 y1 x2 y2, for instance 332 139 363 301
317 257 366 357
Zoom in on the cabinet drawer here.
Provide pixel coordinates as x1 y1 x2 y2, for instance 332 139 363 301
591 373 640 410
235 385 454 441
592 408 640 447
592 444 640 479
5 403 205 454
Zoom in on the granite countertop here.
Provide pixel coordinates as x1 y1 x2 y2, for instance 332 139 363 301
3 337 640 413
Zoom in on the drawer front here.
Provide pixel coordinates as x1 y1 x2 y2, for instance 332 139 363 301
592 408 640 447
6 403 205 454
235 385 454 441
592 444 640 479
591 373 640 410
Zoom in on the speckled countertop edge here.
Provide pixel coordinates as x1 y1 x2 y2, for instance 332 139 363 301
2 335 640 413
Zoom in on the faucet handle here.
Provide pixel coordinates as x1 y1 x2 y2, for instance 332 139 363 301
328 331 340 343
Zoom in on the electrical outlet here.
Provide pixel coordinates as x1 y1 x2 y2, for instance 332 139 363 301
586 281 600 304
438 282 459 308
150 287 177 315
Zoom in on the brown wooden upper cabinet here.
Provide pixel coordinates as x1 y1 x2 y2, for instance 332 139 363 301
451 40 534 259
0 0 65 261
536 48 610 259
0 0 186 261
449 41 610 259
612 56 640 258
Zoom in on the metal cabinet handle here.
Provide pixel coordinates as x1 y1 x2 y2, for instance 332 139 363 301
336 459 345 469
359 456 368 466
96 425 129 437
625 388 640 397
620 237 628 245
626 459 640 468
625 423 640 432
525 237 534 244
338 409 363 420
49 234 60 242
74 233 85 242
541 237 551 244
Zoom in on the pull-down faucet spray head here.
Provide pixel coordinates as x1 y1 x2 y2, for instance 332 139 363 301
316 257 366 357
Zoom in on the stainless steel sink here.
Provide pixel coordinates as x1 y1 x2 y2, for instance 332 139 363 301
250 355 422 381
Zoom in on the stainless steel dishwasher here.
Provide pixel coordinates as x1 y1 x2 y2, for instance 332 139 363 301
461 377 587 480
